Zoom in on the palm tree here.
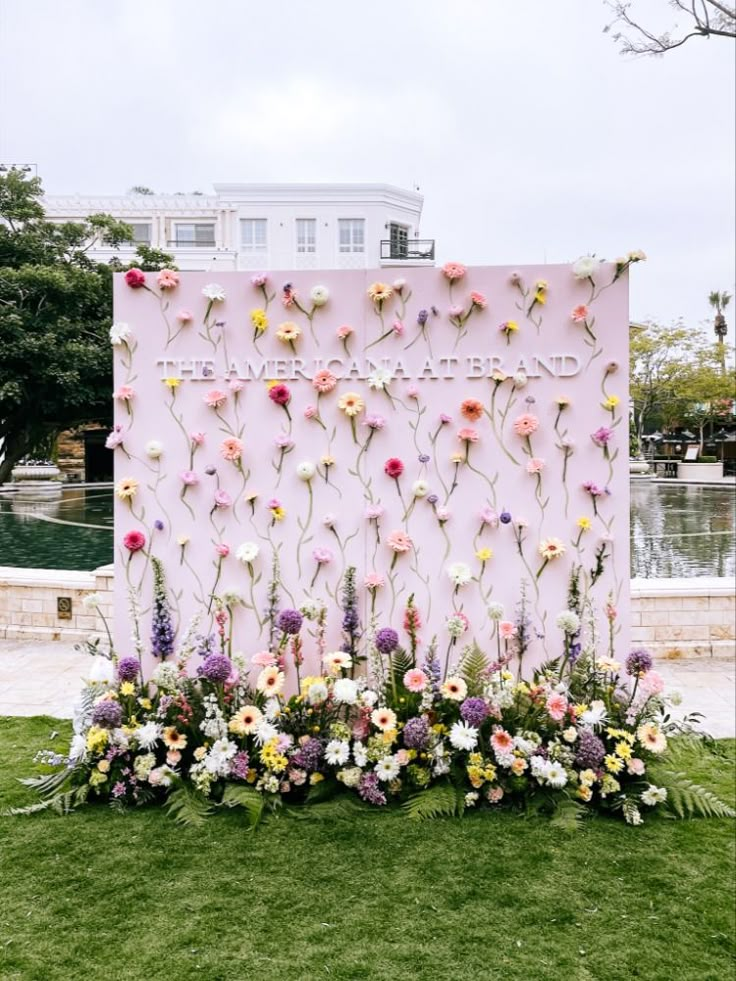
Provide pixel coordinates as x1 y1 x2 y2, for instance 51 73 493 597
708 290 731 372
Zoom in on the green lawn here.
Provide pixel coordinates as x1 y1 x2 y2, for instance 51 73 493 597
1 717 734 981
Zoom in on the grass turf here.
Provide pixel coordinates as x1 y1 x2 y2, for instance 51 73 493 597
0 716 734 981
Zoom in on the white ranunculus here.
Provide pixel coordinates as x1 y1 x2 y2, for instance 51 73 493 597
333 678 359 705
145 439 163 459
109 321 132 346
87 657 115 685
572 255 603 281
236 541 260 564
296 461 316 481
310 285 329 307
447 562 472 587
412 479 429 498
202 283 226 302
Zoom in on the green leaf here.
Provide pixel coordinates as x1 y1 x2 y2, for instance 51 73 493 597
652 770 736 820
459 643 489 695
402 783 460 821
549 797 586 831
163 784 213 827
219 783 265 828
305 777 339 805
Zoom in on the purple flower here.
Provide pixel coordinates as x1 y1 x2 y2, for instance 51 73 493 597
427 493 439 506
460 697 489 728
575 729 606 770
112 781 126 798
92 700 123 729
417 309 429 326
199 653 233 684
499 510 512 524
277 609 303 635
117 657 140 682
375 627 399 654
229 751 250 780
402 716 430 750
312 547 333 565
583 481 605 497
626 648 653 676
154 519 165 531
358 771 387 806
363 413 386 430
290 737 323 772
204 465 217 476
591 427 614 447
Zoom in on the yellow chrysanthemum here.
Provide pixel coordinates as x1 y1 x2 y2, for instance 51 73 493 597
604 754 624 774
476 548 493 562
164 377 181 389
251 308 269 333
576 517 591 531
86 726 109 754
119 682 135 697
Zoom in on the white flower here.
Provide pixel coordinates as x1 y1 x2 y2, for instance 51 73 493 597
69 734 87 761
202 283 226 301
464 791 479 807
109 321 132 346
360 690 378 708
135 722 163 750
449 720 478 752
393 278 407 290
87 657 115 685
487 602 504 621
325 740 350 766
367 367 393 391
412 479 429 498
323 651 352 674
333 678 359 705
307 681 328 705
556 610 581 634
353 742 369 767
513 372 527 389
322 513 337 528
145 439 163 460
375 756 401 782
572 255 603 281
545 762 568 788
296 461 316 481
263 698 281 721
580 700 608 729
625 805 643 826
641 785 668 807
82 593 102 611
447 562 472 588
236 541 260 564
253 719 278 746
562 726 578 744
337 766 362 788
151 663 180 692
310 285 329 307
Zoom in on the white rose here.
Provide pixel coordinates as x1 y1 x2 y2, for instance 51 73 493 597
296 461 316 481
236 542 260 564
310 285 329 307
572 255 602 281
145 440 163 459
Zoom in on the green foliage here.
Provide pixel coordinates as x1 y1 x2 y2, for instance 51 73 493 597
548 797 586 831
219 783 266 828
387 646 414 698
163 783 213 827
459 643 489 695
402 782 461 820
304 776 339 804
653 770 736 820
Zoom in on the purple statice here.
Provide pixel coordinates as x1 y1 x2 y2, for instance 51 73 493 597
575 729 606 770
92 700 123 729
151 557 174 660
375 627 399 654
117 657 141 682
154 519 165 531
402 716 430 750
499 510 512 524
626 648 653 676
277 608 303 635
460 697 489 728
229 751 250 780
199 653 232 684
417 309 429 326
358 772 387 806
290 737 323 772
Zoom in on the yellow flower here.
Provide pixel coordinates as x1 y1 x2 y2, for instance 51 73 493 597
467 766 485 789
89 770 108 788
615 741 633 760
501 670 513 682
577 785 593 802
251 308 269 333
321 454 335 466
579 769 597 787
176 535 190 546
265 379 279 390
164 377 181 389
576 517 591 531
503 320 519 333
137 697 152 710
367 282 393 303
246 768 258 783
604 754 624 774
555 395 571 407
275 321 301 343
97 760 110 774
337 392 365 417
163 726 188 750
115 477 139 500
310 772 324 785
86 726 109 754
601 774 620 796
514 682 530 696
194 746 207 762
636 723 667 754
450 451 464 464
260 738 288 773
476 548 493 562
484 763 498 781
602 395 620 410
271 506 286 521
120 682 135 697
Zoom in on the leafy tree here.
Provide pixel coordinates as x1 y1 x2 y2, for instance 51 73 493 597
605 0 736 56
679 350 736 450
128 185 155 195
0 171 173 484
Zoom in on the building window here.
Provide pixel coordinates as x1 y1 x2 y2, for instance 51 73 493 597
172 223 216 246
129 222 151 244
240 219 267 252
338 218 365 253
388 222 409 259
296 218 316 253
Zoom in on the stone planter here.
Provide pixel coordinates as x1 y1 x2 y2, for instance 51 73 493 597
676 462 724 481
630 459 650 475
11 464 62 482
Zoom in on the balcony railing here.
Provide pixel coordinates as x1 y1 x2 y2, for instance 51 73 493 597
167 239 217 248
380 239 435 261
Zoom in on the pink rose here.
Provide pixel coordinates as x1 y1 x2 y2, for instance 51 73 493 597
124 268 146 289
303 405 317 419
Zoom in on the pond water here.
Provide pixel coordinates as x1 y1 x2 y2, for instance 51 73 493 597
0 483 734 578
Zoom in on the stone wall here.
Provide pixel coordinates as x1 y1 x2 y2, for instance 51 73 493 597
1 567 734 661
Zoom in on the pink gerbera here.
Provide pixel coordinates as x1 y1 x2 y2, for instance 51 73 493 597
312 369 338 394
546 693 568 722
513 413 539 437
491 729 514 755
220 437 243 462
403 669 428 693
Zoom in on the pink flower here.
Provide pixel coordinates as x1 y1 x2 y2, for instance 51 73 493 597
190 431 206 445
491 729 514 755
479 507 498 527
180 470 199 486
457 427 479 443
384 458 404 479
487 786 504 803
312 370 337 394
105 426 124 449
228 378 245 394
449 304 464 318
268 384 291 406
303 405 317 419
392 319 405 336
252 649 276 666
404 669 428 693
251 273 268 287
336 324 353 339
204 390 228 409
442 261 467 281
406 385 419 399
470 291 487 309
436 505 450 522
546 693 568 722
157 269 179 290
366 504 384 520
220 437 243 462
387 530 413 553
509 271 522 286
124 268 146 289
176 309 193 324
498 621 517 640
312 547 333 565
514 516 529 529
215 543 230 557
571 304 589 323
214 489 232 509
274 434 293 450
364 573 385 590
526 458 545 475
640 671 665 696
114 385 134 401
627 758 646 776
123 530 146 552
513 413 539 437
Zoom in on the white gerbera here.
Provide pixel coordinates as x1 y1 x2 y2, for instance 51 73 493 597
545 762 568 789
447 562 472 588
236 541 260 564
449 720 479 752
367 367 393 391
109 321 132 346
310 285 329 307
375 756 400 782
202 283 226 302
253 719 279 746
333 678 359 705
572 255 603 281
296 461 316 481
145 439 163 460
412 479 429 498
135 722 163 751
325 740 350 766
641 785 668 807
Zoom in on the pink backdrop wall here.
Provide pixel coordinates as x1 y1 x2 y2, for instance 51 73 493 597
112 264 629 675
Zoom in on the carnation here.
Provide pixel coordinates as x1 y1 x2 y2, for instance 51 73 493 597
333 678 359 705
447 562 472 587
572 255 603 280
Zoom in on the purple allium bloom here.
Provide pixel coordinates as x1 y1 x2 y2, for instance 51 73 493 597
229 751 250 780
575 729 606 769
403 716 430 750
591 426 614 447
418 453 430 463
277 608 303 635
117 657 141 682
154 519 165 531
290 737 323 772
375 627 399 654
460 697 489 728
92 700 123 729
199 653 233 684
626 648 653 676
358 771 387 806
499 510 512 524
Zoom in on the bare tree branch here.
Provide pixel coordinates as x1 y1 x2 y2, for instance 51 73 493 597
604 0 735 56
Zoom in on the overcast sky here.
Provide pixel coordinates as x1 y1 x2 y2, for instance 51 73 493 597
1 0 734 331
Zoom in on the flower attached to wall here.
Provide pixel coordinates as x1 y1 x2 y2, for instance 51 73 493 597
110 321 133 346
220 436 244 466
499 320 518 345
204 389 228 410
145 440 163 460
114 385 135 415
583 480 609 517
157 269 179 290
384 457 405 507
124 268 146 289
105 425 126 453
367 282 393 308
457 427 479 463
591 426 614 457
311 546 334 588
386 529 413 570
268 382 292 422
613 250 646 282
602 394 620 416
337 391 365 443
336 324 353 356
123 529 146 554
571 255 603 285
536 537 566 578
442 262 466 282
251 308 269 342
115 477 139 503
447 561 472 593
276 321 301 353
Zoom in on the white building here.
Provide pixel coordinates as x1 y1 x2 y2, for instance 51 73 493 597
42 183 435 272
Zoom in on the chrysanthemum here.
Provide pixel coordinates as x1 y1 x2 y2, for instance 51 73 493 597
449 721 478 752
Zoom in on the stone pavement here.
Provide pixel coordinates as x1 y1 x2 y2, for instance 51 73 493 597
0 640 733 737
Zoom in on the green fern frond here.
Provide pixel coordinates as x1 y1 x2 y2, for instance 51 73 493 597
549 797 586 831
219 783 265 828
653 770 735 820
459 643 489 695
389 646 415 689
402 783 459 821
163 784 213 827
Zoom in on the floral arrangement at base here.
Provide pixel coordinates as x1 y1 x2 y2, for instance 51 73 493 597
13 567 734 829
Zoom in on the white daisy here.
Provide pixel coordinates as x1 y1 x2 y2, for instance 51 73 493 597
449 721 479 752
325 740 350 766
545 762 568 789
375 756 400 782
